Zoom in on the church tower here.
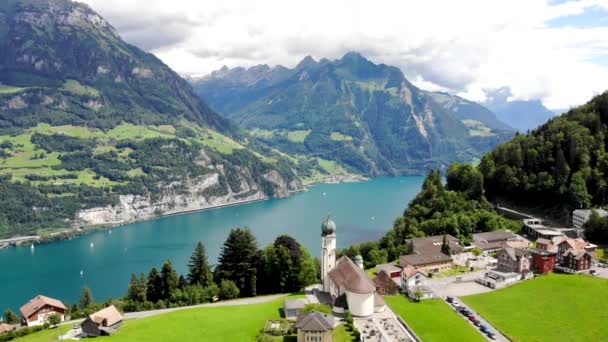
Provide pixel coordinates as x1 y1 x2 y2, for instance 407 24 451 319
321 216 337 293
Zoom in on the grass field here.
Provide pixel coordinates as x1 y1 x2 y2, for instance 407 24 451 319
385 296 486 342
462 273 608 342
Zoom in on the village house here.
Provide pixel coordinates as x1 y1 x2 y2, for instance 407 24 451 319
0 323 18 335
81 305 123 337
472 230 530 253
556 238 596 263
559 249 593 272
535 236 567 253
20 295 67 327
496 247 531 274
401 265 433 300
527 248 557 273
320 217 385 317
295 311 334 342
372 270 400 295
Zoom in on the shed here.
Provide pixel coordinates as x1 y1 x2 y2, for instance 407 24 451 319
81 305 123 337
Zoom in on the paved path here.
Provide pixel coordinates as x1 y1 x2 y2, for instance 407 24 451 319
450 297 510 342
60 293 288 326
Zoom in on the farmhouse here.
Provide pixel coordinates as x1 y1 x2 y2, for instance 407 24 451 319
295 311 334 342
20 295 67 327
401 265 433 300
81 305 123 337
559 249 593 272
556 238 596 263
472 230 530 252
320 217 385 317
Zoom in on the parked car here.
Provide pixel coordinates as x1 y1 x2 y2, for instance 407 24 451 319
590 269 599 276
468 314 478 323
487 331 497 340
446 296 454 303
458 307 470 315
452 301 461 307
480 325 489 333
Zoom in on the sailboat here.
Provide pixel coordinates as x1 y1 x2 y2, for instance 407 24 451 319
80 270 84 277
90 242 94 248
30 243 34 250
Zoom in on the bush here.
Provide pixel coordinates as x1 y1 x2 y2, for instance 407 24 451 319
219 280 240 300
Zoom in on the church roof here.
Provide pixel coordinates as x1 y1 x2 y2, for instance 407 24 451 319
328 256 376 294
322 216 336 236
295 311 334 332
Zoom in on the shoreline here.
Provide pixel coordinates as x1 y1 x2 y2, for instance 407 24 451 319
0 174 368 250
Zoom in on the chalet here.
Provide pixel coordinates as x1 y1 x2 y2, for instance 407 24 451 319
559 249 593 272
496 247 531 275
20 295 67 327
556 238 595 263
527 248 557 274
81 305 123 337
399 235 463 274
295 311 334 342
372 270 400 295
472 230 530 252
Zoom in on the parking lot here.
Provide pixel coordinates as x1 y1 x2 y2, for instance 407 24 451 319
446 297 509 342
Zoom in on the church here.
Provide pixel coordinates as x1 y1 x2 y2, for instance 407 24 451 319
320 217 385 317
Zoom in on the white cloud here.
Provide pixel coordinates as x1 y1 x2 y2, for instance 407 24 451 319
80 0 608 108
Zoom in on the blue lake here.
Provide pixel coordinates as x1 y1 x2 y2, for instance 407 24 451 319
0 176 423 312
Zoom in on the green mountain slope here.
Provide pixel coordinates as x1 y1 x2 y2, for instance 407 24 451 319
193 53 513 176
0 0 301 238
480 92 608 221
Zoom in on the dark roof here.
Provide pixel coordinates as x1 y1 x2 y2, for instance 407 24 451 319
295 311 334 332
328 256 376 294
501 247 529 261
407 235 464 255
400 253 452 267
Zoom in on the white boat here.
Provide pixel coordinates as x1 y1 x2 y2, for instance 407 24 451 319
80 270 84 277
90 242 94 248
372 216 375 220
109 229 112 234
30 243 34 250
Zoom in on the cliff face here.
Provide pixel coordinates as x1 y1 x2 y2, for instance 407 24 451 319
76 170 300 226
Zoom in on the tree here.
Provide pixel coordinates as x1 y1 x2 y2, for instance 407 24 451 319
301 303 332 314
471 247 482 257
219 280 240 300
404 240 414 255
160 260 179 299
298 247 318 288
80 287 94 309
441 235 451 255
187 241 213 287
146 267 163 303
127 273 147 303
216 227 260 297
447 163 484 200
367 248 388 266
4 309 19 324
47 313 61 327
261 244 293 294
413 289 424 302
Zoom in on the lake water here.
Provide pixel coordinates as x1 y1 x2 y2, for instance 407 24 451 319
0 176 423 312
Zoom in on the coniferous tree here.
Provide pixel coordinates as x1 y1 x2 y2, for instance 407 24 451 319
4 309 19 324
80 287 94 309
187 241 213 286
146 267 162 303
216 227 260 297
160 260 179 299
127 273 147 303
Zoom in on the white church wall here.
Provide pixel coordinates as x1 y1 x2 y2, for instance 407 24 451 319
346 290 374 317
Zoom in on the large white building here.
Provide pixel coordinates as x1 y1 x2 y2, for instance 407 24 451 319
573 209 608 229
320 217 385 317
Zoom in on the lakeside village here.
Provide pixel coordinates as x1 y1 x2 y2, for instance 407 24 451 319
1 210 607 342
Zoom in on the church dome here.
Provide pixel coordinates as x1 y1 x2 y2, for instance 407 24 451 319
321 216 336 236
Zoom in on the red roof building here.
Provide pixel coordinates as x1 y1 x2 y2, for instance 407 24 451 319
528 248 557 274
20 295 67 327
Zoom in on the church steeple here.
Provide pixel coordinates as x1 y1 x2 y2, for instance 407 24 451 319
320 216 337 293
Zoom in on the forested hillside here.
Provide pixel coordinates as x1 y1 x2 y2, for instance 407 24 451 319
0 0 302 238
193 53 513 176
480 92 608 221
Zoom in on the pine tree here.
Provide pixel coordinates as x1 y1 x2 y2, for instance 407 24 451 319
127 273 147 303
79 287 94 309
187 241 212 286
4 309 19 324
160 260 179 299
146 267 162 303
216 227 260 297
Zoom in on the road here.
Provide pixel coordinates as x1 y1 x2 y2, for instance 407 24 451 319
60 293 288 326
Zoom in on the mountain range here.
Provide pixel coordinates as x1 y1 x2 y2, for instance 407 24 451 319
192 53 514 176
0 0 301 238
482 87 558 132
